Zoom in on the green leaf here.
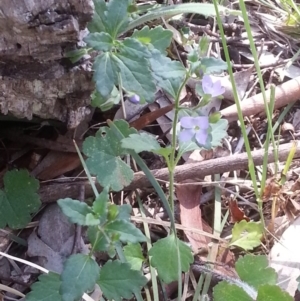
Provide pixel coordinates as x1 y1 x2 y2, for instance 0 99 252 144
92 188 109 222
87 0 108 33
155 75 185 99
0 170 40 229
178 140 200 157
230 220 263 250
149 49 186 80
106 220 146 243
26 272 62 301
106 0 130 38
116 204 132 221
107 203 119 221
57 198 93 226
121 38 151 59
84 32 113 51
65 48 88 64
91 86 120 111
235 255 277 290
123 243 145 270
132 25 173 53
210 119 228 147
60 254 100 301
198 36 210 56
82 120 136 191
93 53 118 98
98 260 147 301
149 48 186 98
213 281 254 301
190 61 202 76
187 49 199 63
257 284 293 301
125 3 241 34
85 213 100 226
113 53 156 103
201 57 228 73
121 132 161 153
149 234 193 283
88 226 109 252
155 146 172 159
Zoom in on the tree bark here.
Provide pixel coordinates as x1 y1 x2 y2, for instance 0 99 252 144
0 0 95 127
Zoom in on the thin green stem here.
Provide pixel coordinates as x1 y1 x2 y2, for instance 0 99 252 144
169 74 190 213
74 141 99 198
118 73 126 119
193 96 205 111
167 73 190 301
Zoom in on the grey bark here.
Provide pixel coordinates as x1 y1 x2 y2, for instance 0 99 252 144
0 0 95 128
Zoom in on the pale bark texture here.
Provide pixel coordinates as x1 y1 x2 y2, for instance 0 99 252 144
0 0 95 127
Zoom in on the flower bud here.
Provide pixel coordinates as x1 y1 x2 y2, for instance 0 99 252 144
128 94 140 104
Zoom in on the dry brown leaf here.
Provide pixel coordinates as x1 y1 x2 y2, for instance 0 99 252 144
32 151 80 180
129 104 174 131
262 177 282 202
175 180 208 253
228 199 250 223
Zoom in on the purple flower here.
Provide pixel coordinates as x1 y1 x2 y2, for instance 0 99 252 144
128 94 140 104
202 75 225 97
179 116 209 146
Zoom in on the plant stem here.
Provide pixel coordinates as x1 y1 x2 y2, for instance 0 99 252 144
168 73 190 301
169 74 190 214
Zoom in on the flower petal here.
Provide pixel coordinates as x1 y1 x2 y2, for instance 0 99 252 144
195 129 208 146
194 116 209 129
202 75 213 86
202 75 213 95
178 129 195 142
202 75 225 97
211 80 225 97
180 116 196 129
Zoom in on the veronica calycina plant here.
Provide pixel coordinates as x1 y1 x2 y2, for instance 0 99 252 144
121 41 228 289
53 0 230 300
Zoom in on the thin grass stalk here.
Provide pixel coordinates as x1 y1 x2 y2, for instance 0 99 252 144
260 86 277 193
201 273 212 300
238 0 278 189
272 102 294 135
213 174 222 237
192 273 205 301
212 0 264 226
137 193 159 301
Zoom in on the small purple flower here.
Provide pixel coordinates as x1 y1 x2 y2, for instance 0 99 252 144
179 116 209 146
202 75 225 97
128 94 140 104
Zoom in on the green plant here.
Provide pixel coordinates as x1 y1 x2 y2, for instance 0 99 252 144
53 1 229 299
